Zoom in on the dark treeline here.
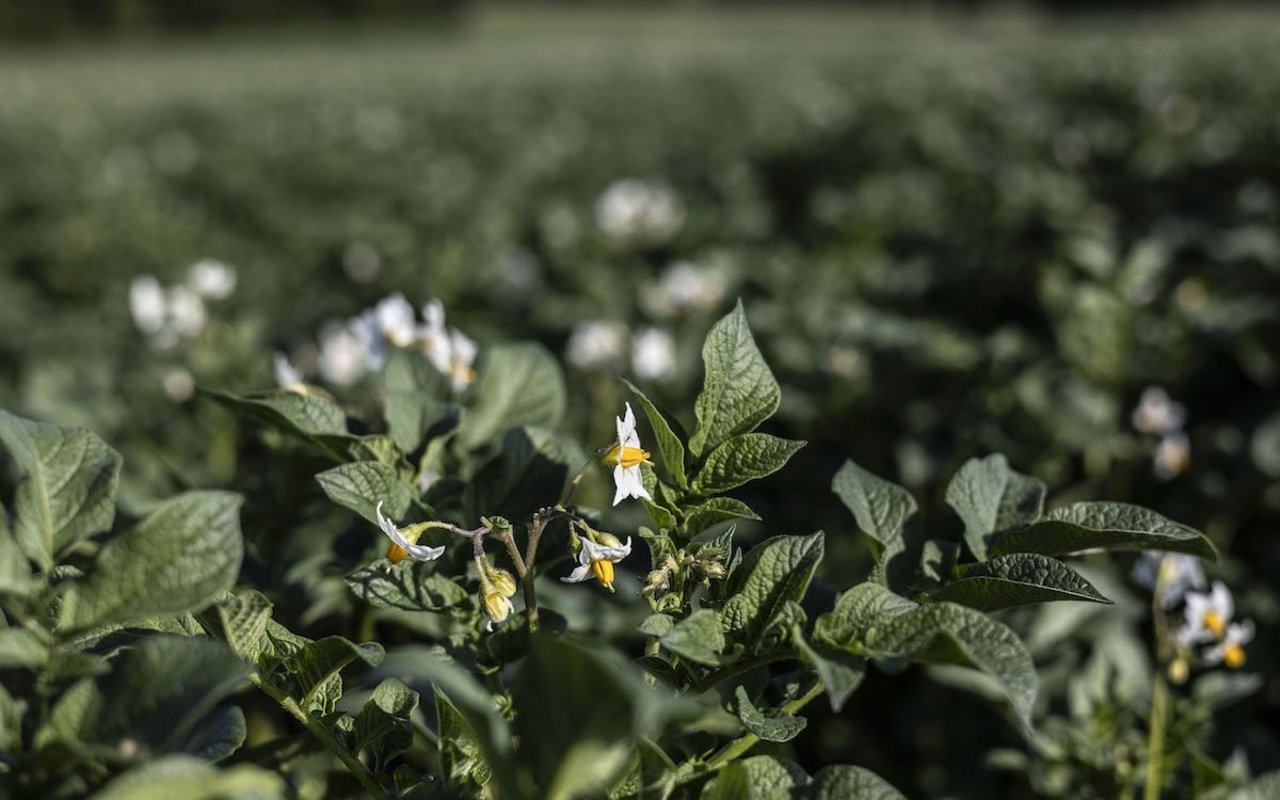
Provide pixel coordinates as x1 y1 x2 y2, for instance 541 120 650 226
0 0 1212 40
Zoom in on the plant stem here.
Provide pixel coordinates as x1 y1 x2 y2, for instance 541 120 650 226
250 675 390 800
1144 672 1168 800
671 682 824 791
1143 558 1172 800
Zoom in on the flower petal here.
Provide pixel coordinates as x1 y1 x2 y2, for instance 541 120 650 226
561 564 594 583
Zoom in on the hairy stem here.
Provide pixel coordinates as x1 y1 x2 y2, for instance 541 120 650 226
1143 558 1172 800
251 675 390 800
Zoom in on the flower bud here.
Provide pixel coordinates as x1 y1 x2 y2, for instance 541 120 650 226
489 568 518 598
482 590 514 630
596 531 624 549
1168 657 1189 685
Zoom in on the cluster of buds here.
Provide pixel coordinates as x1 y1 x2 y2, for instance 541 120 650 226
478 557 518 632
641 545 730 612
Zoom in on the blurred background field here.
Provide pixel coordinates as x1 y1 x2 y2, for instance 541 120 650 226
2 5 1280 796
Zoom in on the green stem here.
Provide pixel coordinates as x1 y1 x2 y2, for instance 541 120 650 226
251 675 390 800
1144 672 1168 800
1143 558 1172 800
672 682 824 790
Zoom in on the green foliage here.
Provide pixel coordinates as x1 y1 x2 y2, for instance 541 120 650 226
690 302 781 458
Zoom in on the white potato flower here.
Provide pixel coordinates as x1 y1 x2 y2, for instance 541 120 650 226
274 353 307 394
603 403 652 506
1203 620 1254 669
374 292 418 347
1132 386 1187 435
566 320 627 370
561 536 632 591
129 275 167 335
375 502 445 563
318 322 371 387
1178 581 1234 647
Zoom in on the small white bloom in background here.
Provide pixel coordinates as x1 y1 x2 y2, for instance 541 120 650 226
351 312 387 372
1153 431 1191 480
1132 386 1187 435
595 179 684 246
186 259 237 300
418 300 477 392
317 322 370 387
1203 620 1254 669
1132 552 1205 609
603 403 652 506
375 502 445 563
374 293 417 347
129 275 166 335
415 468 441 494
632 327 676 381
274 353 307 394
447 329 478 393
566 320 627 370
165 286 207 339
161 368 195 402
648 261 726 316
561 535 632 591
1177 581 1235 647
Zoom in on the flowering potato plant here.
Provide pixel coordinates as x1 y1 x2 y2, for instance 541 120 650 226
0 302 1272 800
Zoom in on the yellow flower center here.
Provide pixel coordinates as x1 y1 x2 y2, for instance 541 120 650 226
1224 643 1246 669
452 361 476 385
603 443 650 469
1203 611 1226 637
386 542 409 563
591 558 615 589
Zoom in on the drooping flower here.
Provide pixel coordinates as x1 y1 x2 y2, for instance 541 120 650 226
1178 581 1235 647
1204 620 1255 669
561 535 632 592
603 403 651 506
375 502 445 563
419 300 478 393
1132 552 1205 609
480 566 518 632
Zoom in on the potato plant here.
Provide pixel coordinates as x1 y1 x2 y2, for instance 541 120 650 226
2 301 1271 800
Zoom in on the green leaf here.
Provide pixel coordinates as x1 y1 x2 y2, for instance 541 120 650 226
1229 771 1280 800
919 539 961 585
316 462 413 525
684 498 760 537
382 348 450 453
436 691 492 789
816 583 1037 734
989 501 1218 560
806 765 908 800
345 561 467 612
638 614 675 637
703 756 807 800
792 624 865 713
693 434 805 495
945 454 1046 561
352 678 418 772
721 532 824 651
0 410 122 569
661 609 727 666
733 686 807 742
43 635 249 757
459 343 566 449
198 590 274 663
623 379 688 489
703 763 751 800
177 705 247 762
690 301 780 457
0 628 48 669
202 388 347 437
465 427 570 523
64 492 244 631
513 636 688 800
930 553 1112 611
94 755 284 800
278 636 384 713
831 461 917 561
